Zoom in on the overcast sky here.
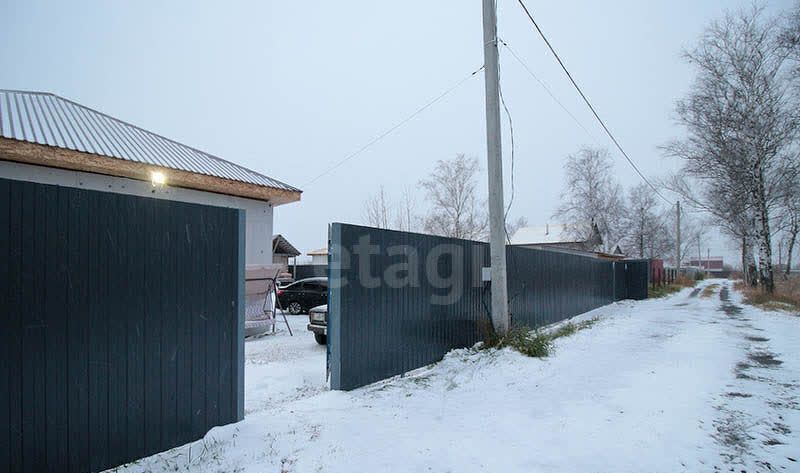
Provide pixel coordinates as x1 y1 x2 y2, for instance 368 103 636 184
1 0 793 264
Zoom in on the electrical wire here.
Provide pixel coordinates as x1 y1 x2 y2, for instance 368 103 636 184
303 65 485 188
515 0 672 205
497 51 516 244
498 38 596 141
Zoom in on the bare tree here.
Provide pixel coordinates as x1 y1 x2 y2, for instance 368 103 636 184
665 5 798 293
624 184 672 258
777 175 800 275
362 185 392 229
780 2 800 276
393 187 419 232
419 154 488 240
555 147 626 253
664 172 759 283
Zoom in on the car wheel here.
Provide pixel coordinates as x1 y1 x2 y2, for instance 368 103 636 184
314 333 327 345
287 301 303 315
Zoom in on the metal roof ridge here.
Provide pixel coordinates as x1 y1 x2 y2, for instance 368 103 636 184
0 89 301 193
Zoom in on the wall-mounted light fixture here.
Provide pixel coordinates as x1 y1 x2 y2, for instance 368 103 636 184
150 171 167 187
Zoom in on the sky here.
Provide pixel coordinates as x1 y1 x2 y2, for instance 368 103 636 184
1 0 794 265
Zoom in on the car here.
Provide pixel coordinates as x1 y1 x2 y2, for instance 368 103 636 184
307 304 327 345
276 277 328 315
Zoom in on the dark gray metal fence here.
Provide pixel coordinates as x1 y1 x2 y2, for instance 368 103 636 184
507 246 616 327
0 177 245 473
328 223 650 391
622 259 650 300
328 223 489 391
289 263 328 281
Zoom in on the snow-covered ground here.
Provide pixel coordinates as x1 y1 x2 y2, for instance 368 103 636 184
108 280 799 472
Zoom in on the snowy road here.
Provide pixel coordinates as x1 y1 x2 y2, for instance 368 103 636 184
109 280 799 473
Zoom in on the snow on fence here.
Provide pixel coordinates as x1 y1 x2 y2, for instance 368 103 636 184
327 223 648 390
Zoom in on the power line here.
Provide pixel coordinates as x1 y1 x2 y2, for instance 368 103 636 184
514 0 671 205
498 38 596 141
303 65 485 188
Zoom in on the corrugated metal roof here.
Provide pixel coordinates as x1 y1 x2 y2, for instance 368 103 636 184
0 89 300 193
272 234 300 257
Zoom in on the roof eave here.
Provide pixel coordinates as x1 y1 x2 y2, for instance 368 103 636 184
0 137 302 205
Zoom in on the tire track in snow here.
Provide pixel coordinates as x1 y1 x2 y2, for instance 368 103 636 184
709 282 798 471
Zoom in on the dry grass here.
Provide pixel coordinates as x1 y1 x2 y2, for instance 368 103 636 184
549 318 599 339
675 274 698 287
648 275 697 298
701 283 720 298
735 275 800 313
480 317 600 358
482 324 553 358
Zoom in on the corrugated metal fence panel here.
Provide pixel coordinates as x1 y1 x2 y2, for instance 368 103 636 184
614 262 628 301
0 177 244 473
507 246 615 327
329 223 489 391
289 264 328 281
329 223 651 391
623 259 650 300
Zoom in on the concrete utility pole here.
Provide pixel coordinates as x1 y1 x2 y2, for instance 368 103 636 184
481 0 509 335
676 201 681 270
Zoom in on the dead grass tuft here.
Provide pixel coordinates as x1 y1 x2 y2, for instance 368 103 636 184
480 317 600 358
648 274 698 299
482 324 553 358
736 275 800 312
550 318 599 339
701 284 720 298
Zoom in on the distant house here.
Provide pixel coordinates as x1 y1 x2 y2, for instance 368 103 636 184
272 234 300 269
308 247 328 265
510 223 603 252
688 256 725 273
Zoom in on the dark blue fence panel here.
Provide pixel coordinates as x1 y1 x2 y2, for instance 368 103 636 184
289 264 328 281
507 246 615 327
622 259 650 300
329 223 650 391
329 223 489 391
614 261 628 300
0 177 245 473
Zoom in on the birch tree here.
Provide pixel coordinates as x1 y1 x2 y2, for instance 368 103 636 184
419 154 488 240
666 5 798 293
555 147 626 253
624 184 672 258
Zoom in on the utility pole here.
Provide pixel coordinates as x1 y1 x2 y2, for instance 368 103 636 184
639 206 645 258
676 201 681 270
482 0 509 335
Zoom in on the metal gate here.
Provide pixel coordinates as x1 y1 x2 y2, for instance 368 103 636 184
0 177 245 473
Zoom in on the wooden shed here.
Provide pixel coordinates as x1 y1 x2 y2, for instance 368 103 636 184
0 89 301 473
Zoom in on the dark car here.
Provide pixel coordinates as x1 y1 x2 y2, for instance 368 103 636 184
277 277 328 315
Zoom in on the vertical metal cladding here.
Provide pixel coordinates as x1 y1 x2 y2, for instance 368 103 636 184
622 259 650 301
506 246 618 327
328 224 651 391
329 224 489 391
0 177 243 473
